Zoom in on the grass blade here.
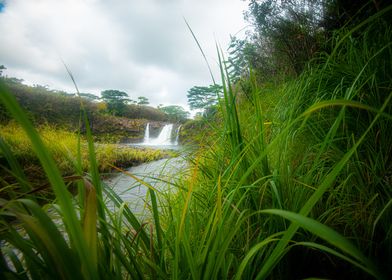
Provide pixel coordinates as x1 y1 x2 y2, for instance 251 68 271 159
261 209 381 278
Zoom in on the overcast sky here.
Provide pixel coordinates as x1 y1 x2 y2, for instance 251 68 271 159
0 0 248 111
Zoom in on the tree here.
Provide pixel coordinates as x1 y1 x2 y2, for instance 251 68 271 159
187 84 222 110
101 90 129 116
226 37 248 82
226 36 265 82
0 65 6 76
137 96 149 105
244 0 324 76
79 93 99 101
159 105 190 122
322 0 390 32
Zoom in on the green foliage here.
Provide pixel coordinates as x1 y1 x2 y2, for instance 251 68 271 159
240 0 324 77
0 80 175 279
241 0 392 80
180 116 218 145
226 35 266 81
0 77 94 127
0 123 170 178
321 0 392 32
174 9 392 279
0 79 169 140
187 84 222 110
159 105 190 122
122 104 168 121
0 5 391 280
79 92 99 101
0 64 6 76
100 89 129 116
137 96 149 105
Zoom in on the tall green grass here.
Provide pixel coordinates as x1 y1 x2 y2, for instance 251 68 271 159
0 80 177 279
0 7 391 280
173 9 391 280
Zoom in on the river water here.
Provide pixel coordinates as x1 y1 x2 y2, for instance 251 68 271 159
105 122 187 217
104 156 187 217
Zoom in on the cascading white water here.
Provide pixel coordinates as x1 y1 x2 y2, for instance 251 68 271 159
143 124 174 145
144 123 150 143
174 125 182 145
153 124 173 145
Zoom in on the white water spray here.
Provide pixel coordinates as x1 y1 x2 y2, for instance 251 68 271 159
175 125 182 145
144 123 150 143
153 124 173 145
143 124 174 145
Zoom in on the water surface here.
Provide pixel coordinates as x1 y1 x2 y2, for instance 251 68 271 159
104 157 186 217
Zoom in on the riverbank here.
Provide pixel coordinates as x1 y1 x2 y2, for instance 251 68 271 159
0 122 175 187
0 76 171 143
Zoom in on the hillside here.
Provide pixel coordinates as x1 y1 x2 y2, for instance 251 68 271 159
0 77 169 142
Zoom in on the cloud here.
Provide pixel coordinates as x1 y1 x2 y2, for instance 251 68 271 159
0 0 248 110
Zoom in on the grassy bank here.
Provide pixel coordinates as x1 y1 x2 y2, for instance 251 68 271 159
0 77 170 143
0 122 172 183
0 8 391 280
172 16 391 279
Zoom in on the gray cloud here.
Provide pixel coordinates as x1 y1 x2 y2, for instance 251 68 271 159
0 0 248 110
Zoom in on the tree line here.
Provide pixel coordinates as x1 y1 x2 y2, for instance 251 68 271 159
0 75 191 123
186 0 391 117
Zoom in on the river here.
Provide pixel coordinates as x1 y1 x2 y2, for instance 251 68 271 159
104 122 188 217
104 156 187 218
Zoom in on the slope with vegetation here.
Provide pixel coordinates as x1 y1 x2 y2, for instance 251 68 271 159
0 77 176 189
0 77 170 142
0 1 391 279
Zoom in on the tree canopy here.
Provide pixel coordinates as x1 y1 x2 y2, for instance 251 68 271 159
79 93 99 101
187 84 222 110
159 105 189 122
101 90 129 116
230 0 390 81
137 96 149 105
0 65 6 76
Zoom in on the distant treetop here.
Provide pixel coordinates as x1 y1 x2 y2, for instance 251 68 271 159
101 89 130 116
187 84 222 110
0 65 6 76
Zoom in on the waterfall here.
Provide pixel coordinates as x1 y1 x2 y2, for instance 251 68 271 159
174 125 182 145
152 124 173 145
142 124 173 145
142 123 179 146
144 123 150 143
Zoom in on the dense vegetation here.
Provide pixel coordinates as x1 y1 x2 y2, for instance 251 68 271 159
0 122 172 186
0 1 391 279
0 77 171 142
